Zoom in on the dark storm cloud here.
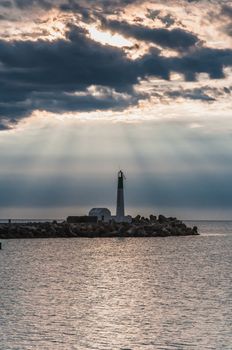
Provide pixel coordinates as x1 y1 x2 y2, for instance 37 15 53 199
0 89 143 123
8 0 137 16
169 47 232 80
6 0 232 14
101 19 199 51
0 25 139 89
42 90 143 112
58 0 145 23
0 24 232 129
137 46 232 82
0 26 146 127
59 0 136 14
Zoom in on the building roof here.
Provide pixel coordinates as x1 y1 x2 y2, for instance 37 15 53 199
89 208 111 216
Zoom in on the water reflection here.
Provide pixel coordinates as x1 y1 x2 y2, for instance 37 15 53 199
0 231 232 349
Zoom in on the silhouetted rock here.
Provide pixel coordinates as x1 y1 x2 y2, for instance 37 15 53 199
158 214 167 223
149 214 157 222
133 215 141 223
193 226 198 234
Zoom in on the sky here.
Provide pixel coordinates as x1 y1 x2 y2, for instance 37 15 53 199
0 0 232 220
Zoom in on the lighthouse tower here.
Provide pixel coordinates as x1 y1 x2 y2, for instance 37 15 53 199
116 170 125 221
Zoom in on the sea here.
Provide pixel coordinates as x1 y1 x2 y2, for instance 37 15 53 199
0 221 231 350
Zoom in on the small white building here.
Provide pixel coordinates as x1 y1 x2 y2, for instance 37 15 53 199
89 208 112 223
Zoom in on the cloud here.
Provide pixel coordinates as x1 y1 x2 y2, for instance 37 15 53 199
13 0 52 10
59 1 93 22
0 89 144 128
218 4 232 37
0 15 9 21
221 4 232 18
167 88 216 101
0 24 232 129
101 19 199 51
223 23 232 37
0 26 145 128
0 120 12 130
169 47 232 80
146 9 177 28
8 0 137 17
0 1 12 7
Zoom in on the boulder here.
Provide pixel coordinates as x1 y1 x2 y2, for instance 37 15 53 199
149 214 157 223
158 214 167 224
193 226 198 234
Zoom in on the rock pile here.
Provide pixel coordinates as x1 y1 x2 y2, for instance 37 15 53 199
0 215 198 239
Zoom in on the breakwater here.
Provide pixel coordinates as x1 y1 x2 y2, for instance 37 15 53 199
0 215 198 239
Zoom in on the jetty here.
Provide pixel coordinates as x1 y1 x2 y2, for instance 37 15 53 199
0 171 199 239
0 215 198 239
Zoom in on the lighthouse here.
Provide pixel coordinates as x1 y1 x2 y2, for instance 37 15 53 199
116 170 125 221
88 170 131 223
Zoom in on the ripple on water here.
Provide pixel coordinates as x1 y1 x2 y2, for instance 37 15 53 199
0 225 232 350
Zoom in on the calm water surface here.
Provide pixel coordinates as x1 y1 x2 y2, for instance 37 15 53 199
0 221 231 350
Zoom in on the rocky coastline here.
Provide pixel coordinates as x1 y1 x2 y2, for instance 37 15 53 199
0 215 198 239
